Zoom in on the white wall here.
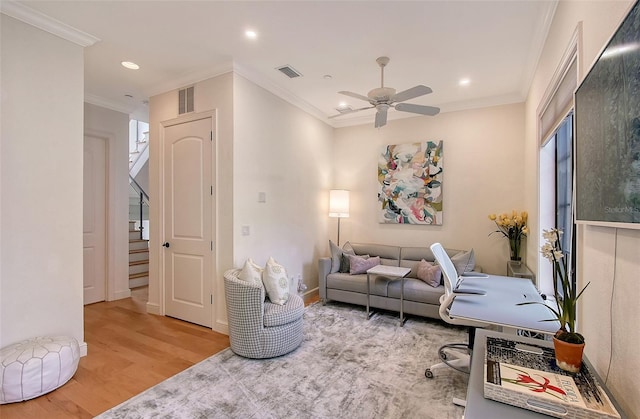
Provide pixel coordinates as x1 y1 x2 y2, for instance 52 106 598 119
148 72 334 330
148 73 234 332
333 103 526 276
232 73 334 292
0 15 85 351
84 103 131 301
524 1 639 416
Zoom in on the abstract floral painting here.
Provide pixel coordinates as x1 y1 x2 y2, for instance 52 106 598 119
378 141 443 224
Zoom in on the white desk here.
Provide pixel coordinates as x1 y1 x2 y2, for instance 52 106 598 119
449 274 560 335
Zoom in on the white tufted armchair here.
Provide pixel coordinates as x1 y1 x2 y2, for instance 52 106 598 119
223 269 304 359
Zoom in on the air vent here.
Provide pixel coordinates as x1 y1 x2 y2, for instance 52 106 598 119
178 86 194 114
276 65 303 79
335 106 353 114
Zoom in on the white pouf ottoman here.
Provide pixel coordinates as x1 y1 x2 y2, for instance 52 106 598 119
0 336 80 404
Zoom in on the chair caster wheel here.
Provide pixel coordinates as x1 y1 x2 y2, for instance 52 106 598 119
425 368 434 379
439 350 447 361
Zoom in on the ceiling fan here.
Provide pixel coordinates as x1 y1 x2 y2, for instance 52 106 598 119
330 56 440 128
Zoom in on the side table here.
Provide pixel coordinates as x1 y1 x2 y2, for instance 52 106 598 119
507 261 535 285
366 265 411 326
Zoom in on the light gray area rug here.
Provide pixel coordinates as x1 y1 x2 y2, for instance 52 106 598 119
96 302 469 419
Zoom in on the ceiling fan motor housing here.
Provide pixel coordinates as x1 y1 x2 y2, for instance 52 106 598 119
368 87 396 102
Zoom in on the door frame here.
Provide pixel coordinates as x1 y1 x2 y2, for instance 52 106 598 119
155 110 216 328
83 129 119 302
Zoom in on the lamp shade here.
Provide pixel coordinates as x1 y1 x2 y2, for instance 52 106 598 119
329 190 350 218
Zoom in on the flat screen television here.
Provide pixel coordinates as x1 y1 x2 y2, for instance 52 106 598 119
574 0 640 228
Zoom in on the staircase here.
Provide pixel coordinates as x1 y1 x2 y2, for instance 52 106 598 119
129 220 149 288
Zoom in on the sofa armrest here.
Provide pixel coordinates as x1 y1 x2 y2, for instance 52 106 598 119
318 257 332 301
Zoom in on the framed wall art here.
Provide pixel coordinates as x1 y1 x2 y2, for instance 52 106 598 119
378 141 443 225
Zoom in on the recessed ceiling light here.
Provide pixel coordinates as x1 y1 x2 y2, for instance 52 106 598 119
459 78 471 86
245 30 257 39
323 74 333 80
121 61 140 70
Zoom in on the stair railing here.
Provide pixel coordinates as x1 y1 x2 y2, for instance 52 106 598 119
129 176 150 240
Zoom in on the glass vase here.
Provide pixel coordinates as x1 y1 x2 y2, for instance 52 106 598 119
509 237 521 262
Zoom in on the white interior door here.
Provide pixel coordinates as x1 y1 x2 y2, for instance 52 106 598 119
83 134 107 304
163 117 214 327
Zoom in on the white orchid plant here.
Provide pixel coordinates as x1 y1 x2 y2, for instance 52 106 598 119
522 228 590 344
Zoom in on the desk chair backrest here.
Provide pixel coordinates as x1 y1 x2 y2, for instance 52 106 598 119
431 243 485 328
431 243 459 297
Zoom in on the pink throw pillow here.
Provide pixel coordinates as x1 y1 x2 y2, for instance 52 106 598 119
348 255 381 275
417 259 442 287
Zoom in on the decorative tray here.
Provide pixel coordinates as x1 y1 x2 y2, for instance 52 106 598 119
483 336 620 418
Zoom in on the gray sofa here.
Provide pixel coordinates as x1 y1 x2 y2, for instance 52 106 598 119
318 242 479 321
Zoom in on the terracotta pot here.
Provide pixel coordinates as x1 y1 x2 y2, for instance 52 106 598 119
553 336 585 373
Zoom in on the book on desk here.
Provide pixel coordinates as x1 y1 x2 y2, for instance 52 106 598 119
483 337 620 418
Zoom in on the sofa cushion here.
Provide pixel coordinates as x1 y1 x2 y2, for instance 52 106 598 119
348 255 380 274
416 260 442 287
326 273 390 297
387 278 445 305
399 246 463 278
348 242 401 267
263 294 304 327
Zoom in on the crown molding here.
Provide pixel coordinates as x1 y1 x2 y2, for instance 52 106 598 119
84 93 135 115
1 1 99 47
232 62 330 126
145 62 234 98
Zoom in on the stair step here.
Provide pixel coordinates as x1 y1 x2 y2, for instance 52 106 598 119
129 230 143 240
129 273 148 288
129 262 149 275
129 248 149 262
129 271 149 279
129 239 149 251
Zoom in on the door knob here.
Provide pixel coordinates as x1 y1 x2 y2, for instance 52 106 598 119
163 242 170 248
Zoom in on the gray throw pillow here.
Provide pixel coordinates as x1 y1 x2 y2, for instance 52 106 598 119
329 240 343 273
451 249 476 274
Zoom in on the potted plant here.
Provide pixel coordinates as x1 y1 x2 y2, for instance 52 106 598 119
488 211 528 262
524 228 590 373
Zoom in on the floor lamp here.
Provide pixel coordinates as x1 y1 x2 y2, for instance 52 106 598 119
329 190 349 246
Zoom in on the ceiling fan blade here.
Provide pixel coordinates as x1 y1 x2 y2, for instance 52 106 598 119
338 91 371 102
390 85 433 103
328 106 374 119
374 107 388 128
395 102 440 116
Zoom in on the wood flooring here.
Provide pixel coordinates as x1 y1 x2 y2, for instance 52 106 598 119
0 288 230 418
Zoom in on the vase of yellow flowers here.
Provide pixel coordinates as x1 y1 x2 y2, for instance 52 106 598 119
488 211 529 262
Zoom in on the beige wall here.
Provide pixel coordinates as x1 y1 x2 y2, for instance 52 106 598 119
0 16 85 352
333 103 526 276
524 1 639 416
84 103 131 301
233 73 334 293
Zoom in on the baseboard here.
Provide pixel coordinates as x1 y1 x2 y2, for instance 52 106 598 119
111 289 131 301
146 301 161 315
213 320 228 336
302 287 319 304
79 341 88 357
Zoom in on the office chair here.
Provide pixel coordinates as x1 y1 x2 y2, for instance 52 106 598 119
425 243 487 383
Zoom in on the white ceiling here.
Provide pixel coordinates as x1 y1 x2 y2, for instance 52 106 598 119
7 0 557 126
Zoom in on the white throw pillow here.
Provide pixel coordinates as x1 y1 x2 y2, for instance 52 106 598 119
238 258 264 289
263 257 290 305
